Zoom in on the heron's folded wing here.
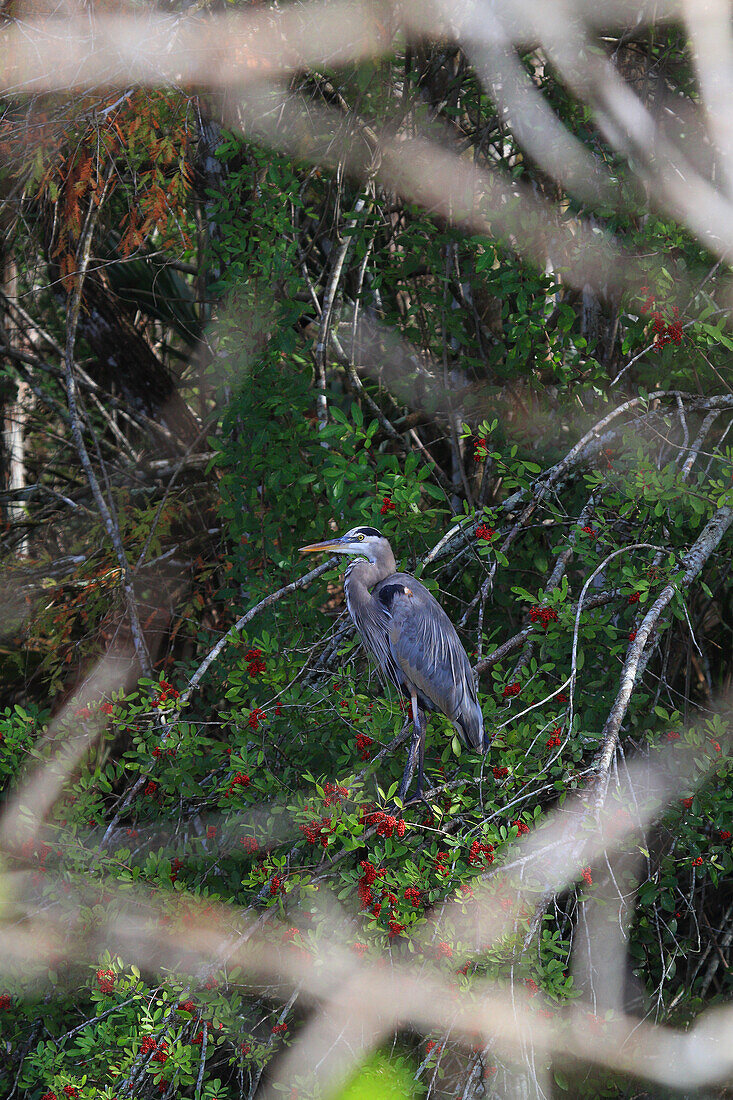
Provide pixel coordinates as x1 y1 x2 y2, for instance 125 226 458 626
386 586 471 719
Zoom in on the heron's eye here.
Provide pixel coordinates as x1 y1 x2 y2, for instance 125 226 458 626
357 534 364 541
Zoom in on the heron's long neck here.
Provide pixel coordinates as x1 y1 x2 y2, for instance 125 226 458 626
344 553 395 607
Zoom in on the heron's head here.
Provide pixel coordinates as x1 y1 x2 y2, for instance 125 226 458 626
299 526 388 563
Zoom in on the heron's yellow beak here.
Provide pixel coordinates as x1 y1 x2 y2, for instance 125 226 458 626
299 540 343 553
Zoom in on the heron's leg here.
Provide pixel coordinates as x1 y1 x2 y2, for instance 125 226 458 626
415 708 426 800
397 694 421 804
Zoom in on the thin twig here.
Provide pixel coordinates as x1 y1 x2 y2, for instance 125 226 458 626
180 557 337 705
99 557 337 848
314 197 367 430
62 182 152 675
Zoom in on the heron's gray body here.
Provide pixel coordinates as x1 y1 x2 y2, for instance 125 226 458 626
346 563 484 752
301 526 485 799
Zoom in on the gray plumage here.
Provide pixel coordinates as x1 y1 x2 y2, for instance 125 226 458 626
300 526 485 800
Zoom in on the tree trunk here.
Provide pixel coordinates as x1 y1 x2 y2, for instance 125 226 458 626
1 253 29 555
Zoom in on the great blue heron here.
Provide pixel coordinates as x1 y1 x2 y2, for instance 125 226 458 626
300 526 486 801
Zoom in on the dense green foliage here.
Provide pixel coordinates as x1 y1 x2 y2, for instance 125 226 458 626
0 13 731 1100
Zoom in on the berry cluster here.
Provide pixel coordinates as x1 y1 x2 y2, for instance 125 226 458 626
357 860 405 935
434 850 450 876
380 496 396 514
96 967 115 994
244 647 266 677
357 860 384 908
546 728 562 749
468 839 494 866
640 287 684 350
224 771 251 798
363 810 405 838
355 732 373 760
152 746 177 760
151 680 180 708
248 707 266 730
323 781 349 807
475 523 495 541
141 1036 168 1063
299 817 334 848
529 605 558 629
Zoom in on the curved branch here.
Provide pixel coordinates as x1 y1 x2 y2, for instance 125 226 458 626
593 503 733 809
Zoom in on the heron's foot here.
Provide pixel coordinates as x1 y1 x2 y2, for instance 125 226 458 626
394 787 433 813
414 792 435 813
